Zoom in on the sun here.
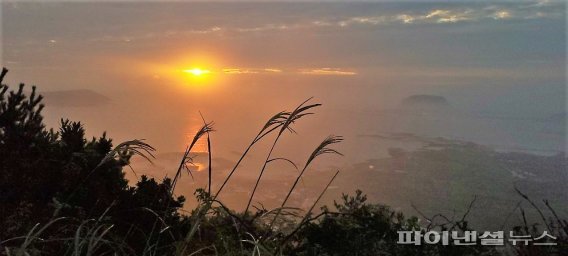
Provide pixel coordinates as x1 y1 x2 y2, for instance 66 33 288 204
183 68 211 77
178 66 218 89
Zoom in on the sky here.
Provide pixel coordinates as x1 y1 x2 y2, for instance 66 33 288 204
1 1 566 155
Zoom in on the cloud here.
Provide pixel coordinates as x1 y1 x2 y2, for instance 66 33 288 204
235 24 296 32
491 10 512 20
314 1 563 28
248 2 557 31
19 1 564 46
299 68 357 76
335 2 561 26
221 67 355 76
263 68 282 73
222 68 282 74
222 68 259 74
424 9 473 23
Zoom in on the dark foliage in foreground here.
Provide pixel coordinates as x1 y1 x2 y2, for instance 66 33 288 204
0 68 565 255
0 69 186 255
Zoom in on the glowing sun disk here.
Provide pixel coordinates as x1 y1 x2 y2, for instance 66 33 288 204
183 68 211 76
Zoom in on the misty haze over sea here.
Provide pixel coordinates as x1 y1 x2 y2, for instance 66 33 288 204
34 85 567 230
40 85 566 161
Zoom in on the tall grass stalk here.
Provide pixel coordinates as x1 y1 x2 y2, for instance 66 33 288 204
170 123 214 195
3 217 67 255
176 99 321 256
175 114 287 255
198 112 213 195
158 122 213 256
275 170 340 253
214 111 288 199
245 98 321 213
268 135 343 231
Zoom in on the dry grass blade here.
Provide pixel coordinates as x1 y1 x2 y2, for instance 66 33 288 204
266 158 299 170
178 101 320 255
302 170 339 223
219 98 318 199
261 112 290 135
13 217 67 253
268 135 343 231
276 170 340 252
198 112 213 195
69 218 117 256
305 135 343 167
87 224 114 255
257 207 304 220
171 122 214 195
217 111 290 198
543 200 567 232
278 98 320 136
245 99 321 213
97 139 156 169
139 207 173 235
171 122 215 256
182 154 196 181
514 186 552 232
188 122 214 153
